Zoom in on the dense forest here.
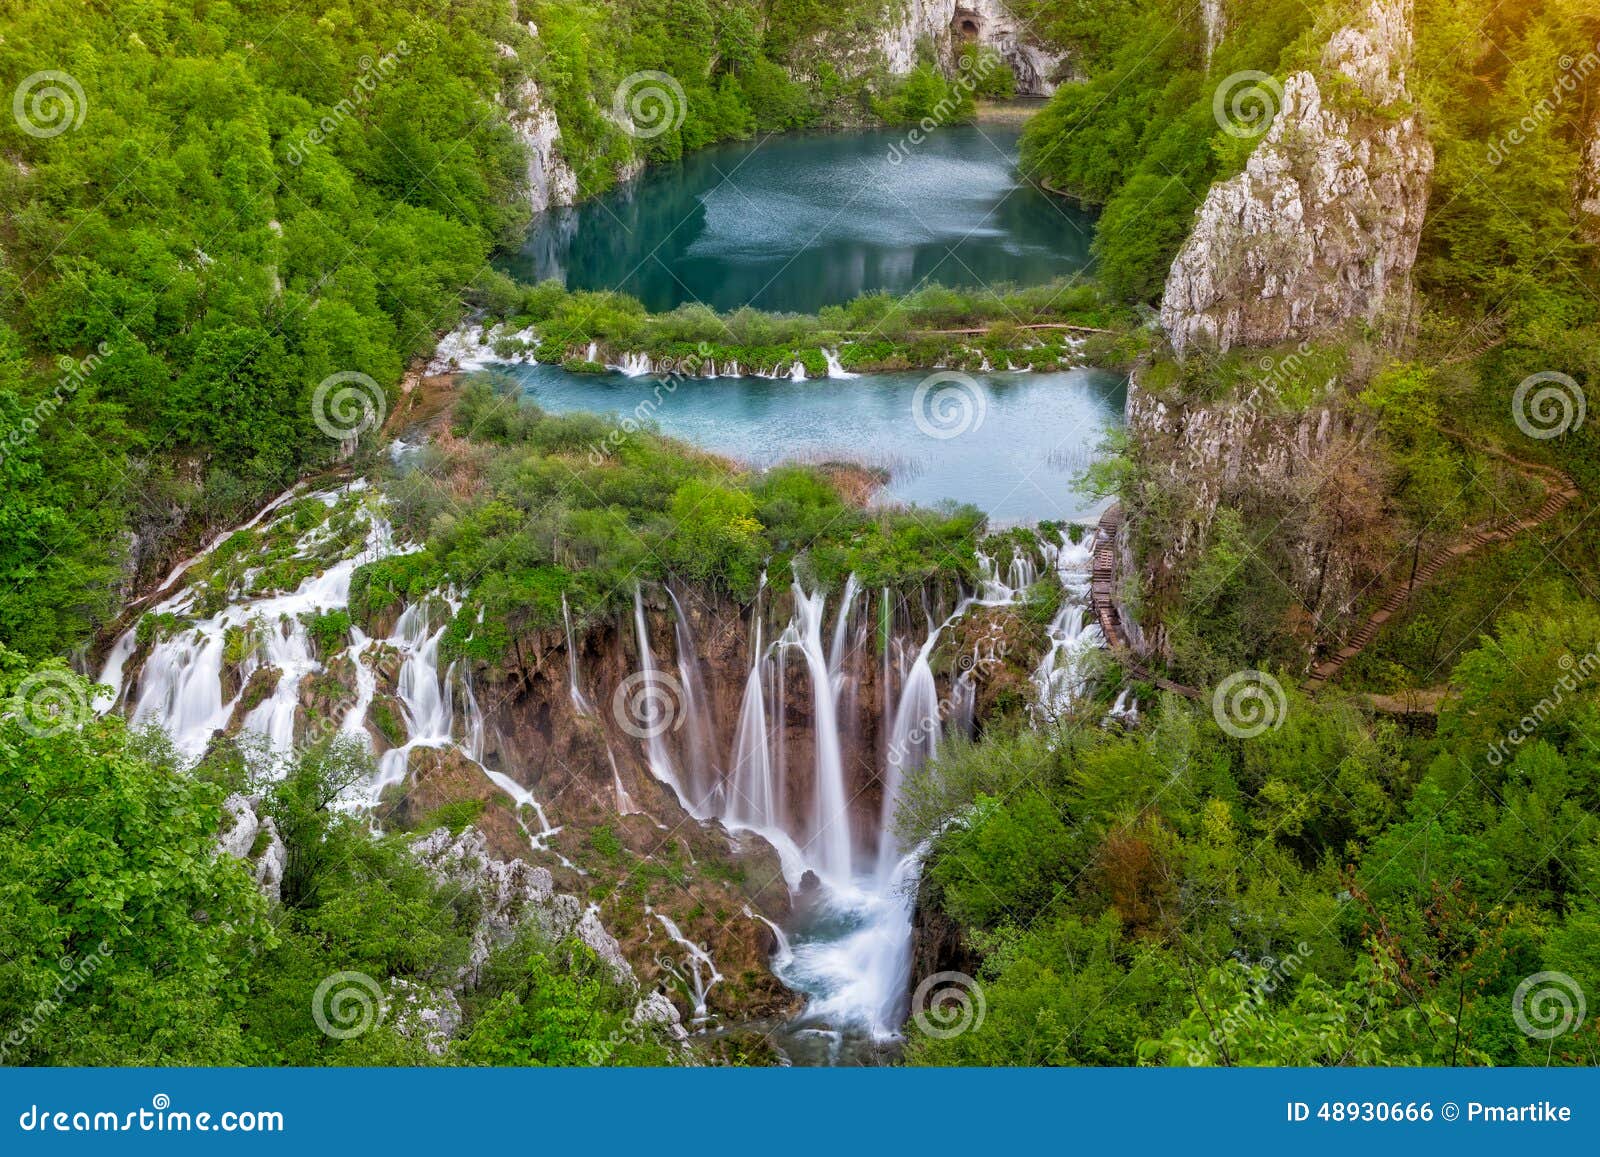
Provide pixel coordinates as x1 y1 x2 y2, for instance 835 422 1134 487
4 0 1600 1068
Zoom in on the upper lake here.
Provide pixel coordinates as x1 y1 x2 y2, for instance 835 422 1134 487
500 124 1096 314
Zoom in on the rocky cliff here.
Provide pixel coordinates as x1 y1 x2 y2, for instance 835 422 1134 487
1160 0 1433 356
1121 371 1395 667
873 0 1069 96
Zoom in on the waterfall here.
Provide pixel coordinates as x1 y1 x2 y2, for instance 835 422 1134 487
653 911 723 1025
789 360 806 382
823 349 857 380
632 587 697 815
878 633 940 878
585 340 598 363
727 614 775 831
784 582 853 886
1031 533 1103 722
616 351 652 377
562 594 593 716
667 586 722 814
110 486 389 764
828 574 861 682
100 479 560 852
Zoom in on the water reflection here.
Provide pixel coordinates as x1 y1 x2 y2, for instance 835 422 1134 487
499 126 1096 314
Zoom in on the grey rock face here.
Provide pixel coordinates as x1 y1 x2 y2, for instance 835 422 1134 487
410 825 635 988
388 978 463 1057
215 793 287 904
1160 0 1433 356
875 0 1069 96
507 76 579 215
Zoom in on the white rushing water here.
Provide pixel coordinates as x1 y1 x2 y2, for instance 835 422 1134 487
1031 534 1103 723
615 531 1105 1046
96 481 559 850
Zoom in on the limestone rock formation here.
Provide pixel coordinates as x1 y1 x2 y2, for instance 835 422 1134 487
875 0 1069 96
410 824 635 987
215 793 287 903
507 76 579 215
1160 0 1433 356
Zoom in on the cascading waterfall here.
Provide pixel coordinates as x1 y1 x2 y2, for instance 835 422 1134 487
98 480 560 848
632 586 700 817
562 594 593 716
653 911 724 1025
1032 533 1103 723
823 349 858 380
667 587 722 816
784 583 853 887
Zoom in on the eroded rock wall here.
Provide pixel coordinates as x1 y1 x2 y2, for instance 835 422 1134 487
1160 0 1433 356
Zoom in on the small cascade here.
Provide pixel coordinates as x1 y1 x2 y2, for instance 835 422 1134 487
240 613 320 754
653 911 723 1026
743 905 795 972
110 487 388 763
789 360 806 382
561 594 593 716
1031 533 1104 722
372 600 455 796
615 351 653 377
101 479 562 855
823 349 858 380
585 340 598 363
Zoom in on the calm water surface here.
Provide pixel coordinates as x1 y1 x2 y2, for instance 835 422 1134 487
501 125 1095 314
503 362 1125 525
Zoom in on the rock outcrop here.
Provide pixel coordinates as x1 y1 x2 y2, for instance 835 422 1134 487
1123 371 1395 662
216 793 287 903
1160 0 1433 356
873 0 1069 96
411 825 634 986
508 77 579 215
